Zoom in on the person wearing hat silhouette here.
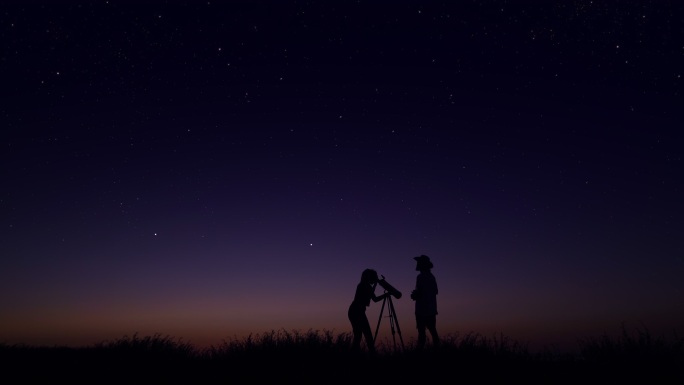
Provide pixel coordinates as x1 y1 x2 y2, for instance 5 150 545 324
411 255 440 350
348 268 389 355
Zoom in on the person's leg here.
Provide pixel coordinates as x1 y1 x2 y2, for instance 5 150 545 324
351 328 362 351
426 315 440 347
360 315 376 354
416 316 426 350
348 308 363 352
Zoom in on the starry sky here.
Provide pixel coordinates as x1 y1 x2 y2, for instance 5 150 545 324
1 1 683 352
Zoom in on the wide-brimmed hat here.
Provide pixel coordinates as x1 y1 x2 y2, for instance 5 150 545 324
414 254 434 269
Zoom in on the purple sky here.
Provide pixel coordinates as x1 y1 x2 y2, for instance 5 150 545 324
1 1 683 352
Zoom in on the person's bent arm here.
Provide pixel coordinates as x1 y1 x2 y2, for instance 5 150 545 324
372 292 389 302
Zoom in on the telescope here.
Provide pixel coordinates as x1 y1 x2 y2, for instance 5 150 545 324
378 275 402 299
374 274 405 351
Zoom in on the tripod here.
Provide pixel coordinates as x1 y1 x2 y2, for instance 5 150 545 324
374 292 405 352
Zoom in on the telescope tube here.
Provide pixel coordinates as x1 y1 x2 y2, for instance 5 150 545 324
378 276 402 299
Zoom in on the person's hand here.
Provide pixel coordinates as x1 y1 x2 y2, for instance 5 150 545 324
410 290 417 301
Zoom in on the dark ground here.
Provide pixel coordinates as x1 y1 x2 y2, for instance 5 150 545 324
2 329 682 384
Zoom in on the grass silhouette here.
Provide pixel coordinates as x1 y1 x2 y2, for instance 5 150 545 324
2 326 682 384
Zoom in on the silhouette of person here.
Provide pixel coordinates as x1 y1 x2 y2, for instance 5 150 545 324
411 255 440 350
348 268 388 355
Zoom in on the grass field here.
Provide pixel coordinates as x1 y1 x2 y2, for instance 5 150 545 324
2 326 682 384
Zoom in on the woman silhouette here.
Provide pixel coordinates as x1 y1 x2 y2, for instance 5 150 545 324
348 268 388 354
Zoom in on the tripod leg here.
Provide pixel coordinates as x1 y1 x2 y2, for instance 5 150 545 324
374 296 387 342
388 296 405 350
387 297 397 350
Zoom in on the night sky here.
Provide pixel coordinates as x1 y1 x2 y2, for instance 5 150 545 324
2 1 683 352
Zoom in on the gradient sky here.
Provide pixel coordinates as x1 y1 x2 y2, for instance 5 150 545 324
2 1 683 353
